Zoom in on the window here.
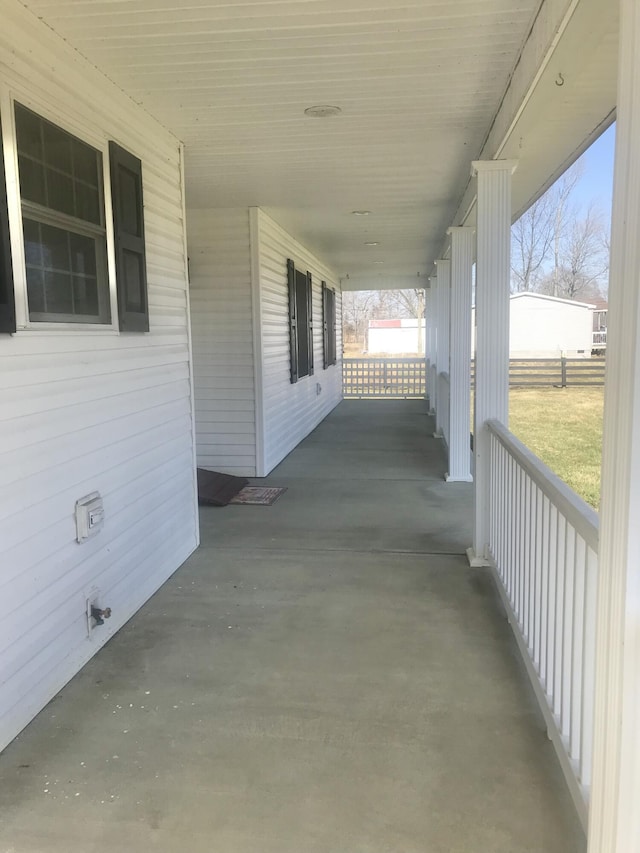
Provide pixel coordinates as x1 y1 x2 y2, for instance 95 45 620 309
287 258 314 383
322 282 337 368
2 101 150 331
15 103 111 324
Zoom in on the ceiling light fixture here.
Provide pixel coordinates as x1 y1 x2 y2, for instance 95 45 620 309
352 210 370 216
304 105 342 118
372 261 384 265
364 241 379 246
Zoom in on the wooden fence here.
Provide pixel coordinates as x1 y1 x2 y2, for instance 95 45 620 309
471 358 606 388
343 357 606 397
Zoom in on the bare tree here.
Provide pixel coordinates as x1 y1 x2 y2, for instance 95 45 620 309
549 163 584 297
538 204 609 299
511 193 554 292
341 290 378 350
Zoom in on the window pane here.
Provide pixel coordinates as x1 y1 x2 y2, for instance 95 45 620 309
70 233 97 276
43 122 72 174
74 182 101 225
73 275 99 316
18 156 46 207
46 168 75 218
118 167 142 236
123 249 144 311
40 222 70 271
44 271 73 314
73 139 99 186
26 267 45 314
15 106 43 161
23 219 42 266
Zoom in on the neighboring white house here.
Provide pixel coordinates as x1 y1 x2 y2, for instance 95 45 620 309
367 319 426 354
471 293 595 358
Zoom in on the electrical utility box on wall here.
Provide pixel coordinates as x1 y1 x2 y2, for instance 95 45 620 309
75 492 104 542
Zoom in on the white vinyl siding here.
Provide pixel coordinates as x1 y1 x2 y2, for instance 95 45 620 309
254 209 342 474
188 208 256 476
0 5 198 753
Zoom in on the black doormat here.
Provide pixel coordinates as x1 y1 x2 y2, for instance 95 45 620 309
197 468 249 506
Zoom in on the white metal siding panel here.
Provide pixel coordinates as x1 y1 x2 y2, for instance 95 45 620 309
188 208 256 476
0 8 198 752
256 209 342 474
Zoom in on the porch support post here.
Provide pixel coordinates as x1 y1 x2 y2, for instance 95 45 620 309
588 3 640 849
434 259 451 439
468 159 516 567
446 226 474 482
425 284 434 408
428 272 438 415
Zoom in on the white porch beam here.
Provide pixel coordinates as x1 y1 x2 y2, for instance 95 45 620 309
434 259 451 440
468 160 517 566
588 1 640 849
446 227 474 482
428 273 438 416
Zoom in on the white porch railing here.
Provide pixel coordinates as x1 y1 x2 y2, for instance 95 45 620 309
592 330 607 348
487 419 598 829
437 371 450 445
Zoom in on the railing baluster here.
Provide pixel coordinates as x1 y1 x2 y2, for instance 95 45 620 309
581 546 597 788
570 533 586 764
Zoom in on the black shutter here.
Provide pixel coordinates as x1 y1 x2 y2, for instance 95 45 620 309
322 282 329 369
306 271 314 376
0 123 15 333
287 258 298 383
109 141 149 332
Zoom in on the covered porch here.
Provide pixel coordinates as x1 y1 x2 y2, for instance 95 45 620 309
0 401 583 852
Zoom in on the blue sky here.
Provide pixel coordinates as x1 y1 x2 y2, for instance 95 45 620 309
572 122 616 222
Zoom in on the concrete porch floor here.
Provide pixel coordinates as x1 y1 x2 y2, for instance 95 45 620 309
0 401 585 852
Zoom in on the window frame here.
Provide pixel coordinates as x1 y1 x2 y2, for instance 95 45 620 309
1 86 121 332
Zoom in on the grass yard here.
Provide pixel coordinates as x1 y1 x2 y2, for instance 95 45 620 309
509 387 604 509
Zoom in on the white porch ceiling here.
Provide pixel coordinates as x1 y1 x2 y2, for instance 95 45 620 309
19 0 618 289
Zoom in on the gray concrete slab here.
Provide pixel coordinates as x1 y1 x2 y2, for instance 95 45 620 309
0 401 585 852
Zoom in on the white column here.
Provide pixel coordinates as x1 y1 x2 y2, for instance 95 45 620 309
428 273 438 415
425 285 433 407
434 259 451 438
446 227 474 482
468 160 516 567
588 3 640 849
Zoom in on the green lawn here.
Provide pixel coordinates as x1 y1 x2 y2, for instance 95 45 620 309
509 387 604 510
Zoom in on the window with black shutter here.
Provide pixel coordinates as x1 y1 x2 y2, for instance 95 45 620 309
0 117 15 333
322 282 337 368
14 103 110 325
287 259 314 383
109 141 149 332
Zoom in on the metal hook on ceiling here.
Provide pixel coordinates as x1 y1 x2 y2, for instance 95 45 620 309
555 72 565 87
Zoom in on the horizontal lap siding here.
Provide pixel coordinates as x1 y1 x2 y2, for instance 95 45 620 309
188 209 256 476
0 4 197 752
256 209 342 474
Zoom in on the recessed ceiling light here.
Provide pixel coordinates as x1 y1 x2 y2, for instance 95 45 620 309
364 241 379 246
372 261 384 265
304 105 342 118
352 210 370 216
